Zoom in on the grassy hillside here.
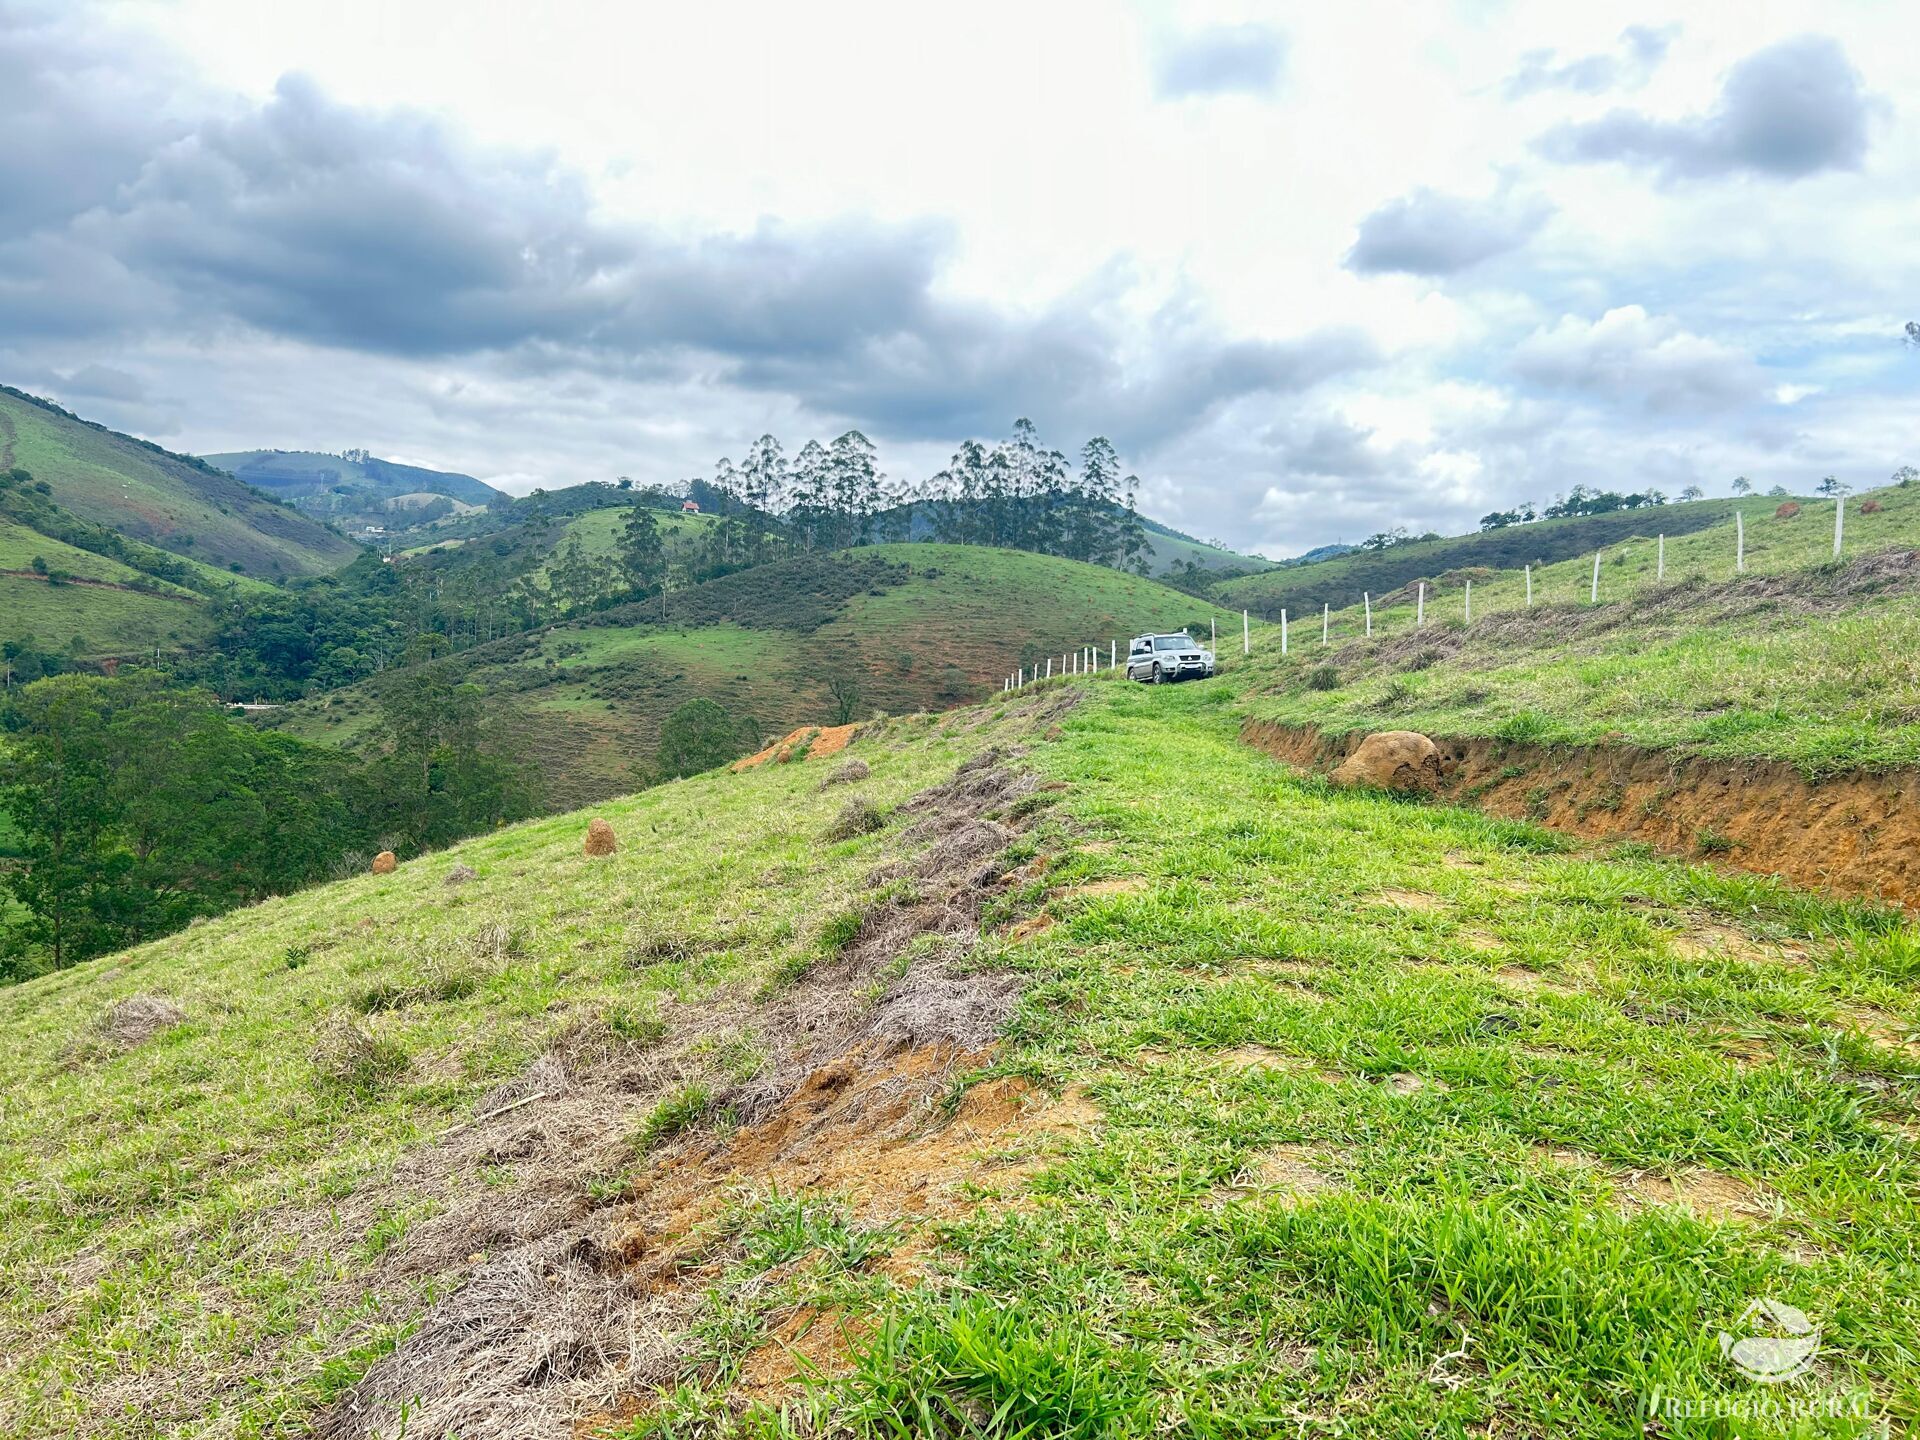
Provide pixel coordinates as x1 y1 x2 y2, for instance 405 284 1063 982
0 388 360 579
1137 514 1275 574
5 669 1917 1436
1234 483 1920 777
270 545 1214 807
0 517 208 652
1213 498 1742 617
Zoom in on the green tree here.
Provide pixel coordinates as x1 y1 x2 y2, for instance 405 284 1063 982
654 697 750 779
365 669 538 851
618 505 666 596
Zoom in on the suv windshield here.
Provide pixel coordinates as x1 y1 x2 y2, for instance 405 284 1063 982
1153 635 1193 651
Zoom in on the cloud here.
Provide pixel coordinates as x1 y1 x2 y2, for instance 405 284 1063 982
1512 305 1766 412
1153 24 1286 100
1260 414 1398 480
1536 35 1874 180
1504 24 1676 98
1345 189 1552 276
0 43 1367 458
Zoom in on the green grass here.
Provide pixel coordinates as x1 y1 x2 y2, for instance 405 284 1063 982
0 388 358 579
0 572 208 656
5 670 1918 1436
1233 483 1920 775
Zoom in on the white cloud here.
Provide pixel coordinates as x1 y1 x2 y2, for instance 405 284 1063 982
1 0 1913 557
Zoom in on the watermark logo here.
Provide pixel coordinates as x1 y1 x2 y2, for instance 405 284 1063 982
1719 1297 1820 1384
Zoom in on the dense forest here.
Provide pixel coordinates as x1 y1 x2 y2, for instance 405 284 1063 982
0 668 535 979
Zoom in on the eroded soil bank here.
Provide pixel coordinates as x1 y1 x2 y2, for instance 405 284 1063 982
1244 719 1920 910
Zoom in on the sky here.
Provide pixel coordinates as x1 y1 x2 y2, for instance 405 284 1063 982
2 0 1915 558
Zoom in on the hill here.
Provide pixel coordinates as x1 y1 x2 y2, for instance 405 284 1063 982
204 448 505 541
889 497 1272 576
0 465 284 659
268 544 1214 807
6 646 1918 1435
1212 498 1741 617
0 387 361 580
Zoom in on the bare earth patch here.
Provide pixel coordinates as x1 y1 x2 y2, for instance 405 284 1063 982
1619 1168 1769 1224
1376 889 1449 913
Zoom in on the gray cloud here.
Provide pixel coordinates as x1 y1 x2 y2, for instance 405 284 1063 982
1512 305 1767 412
1537 35 1873 180
1505 24 1676 98
0 33 1365 459
1154 25 1286 100
1346 189 1552 276
1260 415 1397 481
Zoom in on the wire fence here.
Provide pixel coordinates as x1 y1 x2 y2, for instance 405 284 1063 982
1000 498 1860 693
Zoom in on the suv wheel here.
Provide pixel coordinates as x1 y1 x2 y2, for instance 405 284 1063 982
1152 663 1165 684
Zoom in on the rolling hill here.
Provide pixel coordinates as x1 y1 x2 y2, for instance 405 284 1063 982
204 448 505 540
0 387 360 580
267 544 1216 807
888 498 1273 576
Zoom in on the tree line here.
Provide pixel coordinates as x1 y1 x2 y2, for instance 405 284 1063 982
0 669 536 980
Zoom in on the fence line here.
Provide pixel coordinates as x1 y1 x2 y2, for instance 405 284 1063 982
999 504 1857 692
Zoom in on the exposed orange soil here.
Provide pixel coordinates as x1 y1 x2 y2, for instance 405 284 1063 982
1246 720 1920 910
732 723 861 771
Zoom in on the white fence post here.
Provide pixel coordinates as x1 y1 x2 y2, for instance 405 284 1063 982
1416 581 1425 628
1834 495 1844 558
1046 657 1052 678
1657 534 1665 582
1281 609 1288 656
1736 511 1745 572
1322 603 1329 645
1364 592 1372 636
1524 565 1532 607
1211 616 1217 650
1464 579 1472 623
1109 640 1115 669
1590 551 1601 605
1242 609 1249 655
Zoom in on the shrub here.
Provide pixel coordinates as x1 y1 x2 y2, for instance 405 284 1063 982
312 1015 409 1092
1305 666 1340 692
1695 827 1738 856
824 797 886 840
1860 499 1883 515
1775 501 1801 520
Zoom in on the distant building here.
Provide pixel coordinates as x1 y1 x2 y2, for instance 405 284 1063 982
681 499 701 513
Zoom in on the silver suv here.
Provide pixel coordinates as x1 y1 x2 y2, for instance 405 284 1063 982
1126 632 1215 683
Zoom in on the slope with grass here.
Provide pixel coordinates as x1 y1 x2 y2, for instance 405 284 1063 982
1212 497 1742 618
1235 483 1920 776
1215 482 1920 904
269 545 1210 807
0 387 360 579
4 670 1918 1438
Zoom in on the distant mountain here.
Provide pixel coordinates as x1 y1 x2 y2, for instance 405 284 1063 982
204 448 506 540
0 385 360 580
1277 543 1357 568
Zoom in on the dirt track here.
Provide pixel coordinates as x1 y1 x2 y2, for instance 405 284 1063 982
1245 719 1920 911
